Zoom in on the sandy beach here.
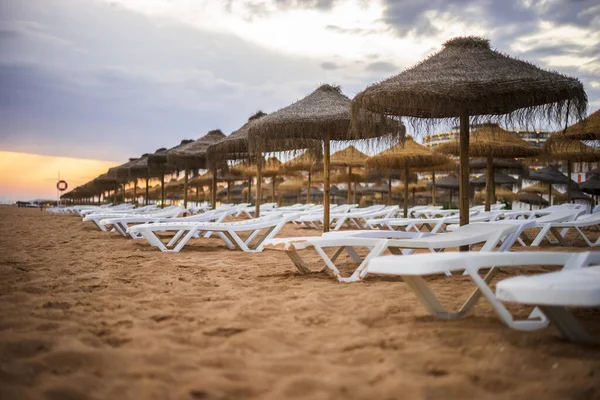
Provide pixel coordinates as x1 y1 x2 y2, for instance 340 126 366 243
1 206 599 400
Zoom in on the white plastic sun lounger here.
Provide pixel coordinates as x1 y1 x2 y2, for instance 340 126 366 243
295 204 358 229
366 211 496 233
79 204 141 217
82 206 184 231
99 207 238 238
522 209 584 246
496 266 600 344
332 206 398 231
527 213 600 247
367 251 600 331
127 212 297 252
265 223 518 283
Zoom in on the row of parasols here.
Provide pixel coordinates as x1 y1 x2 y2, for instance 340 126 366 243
62 35 599 231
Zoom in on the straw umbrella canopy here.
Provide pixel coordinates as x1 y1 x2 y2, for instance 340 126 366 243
352 36 586 229
282 147 323 204
128 153 158 205
528 165 578 205
474 187 516 203
469 158 527 175
518 192 549 209
521 183 566 204
236 157 283 204
554 109 600 141
412 159 457 206
207 111 269 208
145 140 193 208
436 123 540 211
544 133 600 202
248 84 403 231
330 146 369 205
366 136 450 217
94 173 120 204
167 130 226 208
470 172 517 187
580 175 600 196
433 173 461 204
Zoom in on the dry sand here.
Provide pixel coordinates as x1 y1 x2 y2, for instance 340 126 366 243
0 206 599 400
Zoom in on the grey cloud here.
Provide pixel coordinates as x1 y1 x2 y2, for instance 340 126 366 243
366 61 397 73
320 61 340 70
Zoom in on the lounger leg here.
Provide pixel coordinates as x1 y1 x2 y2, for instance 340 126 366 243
531 226 550 247
466 269 548 331
549 227 572 247
538 306 596 345
140 230 169 252
286 248 312 274
167 230 186 247
402 276 452 317
173 229 199 252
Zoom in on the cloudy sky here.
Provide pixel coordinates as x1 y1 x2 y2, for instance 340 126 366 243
1 0 599 163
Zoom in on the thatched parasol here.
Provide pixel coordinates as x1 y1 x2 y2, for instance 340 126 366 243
144 140 193 208
235 157 283 204
580 175 600 196
206 111 271 208
528 165 578 205
544 132 600 202
470 172 517 187
469 158 527 175
474 187 516 203
167 130 226 208
366 136 450 216
282 147 322 204
412 160 457 206
330 146 369 204
128 153 158 205
436 123 539 211
352 36 586 229
554 109 600 141
94 172 120 204
248 84 403 231
520 183 565 204
433 173 461 204
518 192 549 209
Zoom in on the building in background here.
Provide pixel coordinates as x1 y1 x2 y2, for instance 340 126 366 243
422 124 549 149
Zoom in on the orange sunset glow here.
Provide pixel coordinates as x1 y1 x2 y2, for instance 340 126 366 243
0 151 119 202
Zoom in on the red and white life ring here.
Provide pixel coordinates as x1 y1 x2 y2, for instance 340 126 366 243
57 180 68 191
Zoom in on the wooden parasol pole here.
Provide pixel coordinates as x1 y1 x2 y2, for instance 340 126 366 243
353 181 357 204
306 170 312 204
196 186 199 204
459 107 470 226
459 107 470 251
133 181 137 205
255 153 263 217
485 155 493 211
247 178 252 203
323 132 331 232
431 172 437 206
272 178 276 203
347 166 352 204
548 183 553 206
145 171 149 205
403 166 409 218
567 161 572 203
388 173 392 205
160 173 165 209
211 168 217 209
113 182 117 204
227 181 232 204
183 168 189 209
